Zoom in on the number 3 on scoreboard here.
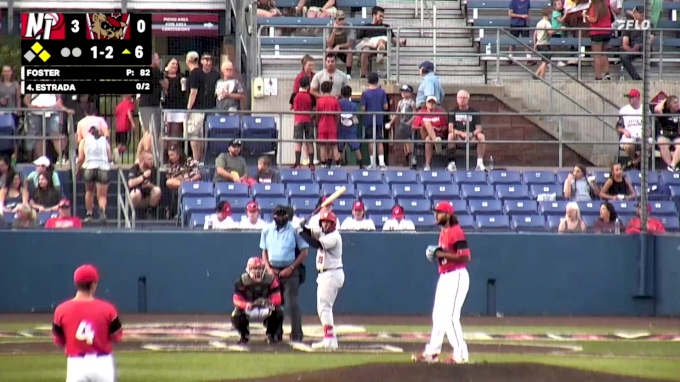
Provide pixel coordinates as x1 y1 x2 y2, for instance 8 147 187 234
75 321 95 345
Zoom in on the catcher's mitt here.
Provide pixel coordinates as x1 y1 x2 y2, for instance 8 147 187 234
253 298 273 308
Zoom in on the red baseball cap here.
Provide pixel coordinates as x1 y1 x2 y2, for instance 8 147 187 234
392 205 405 219
246 201 259 212
218 201 232 216
625 89 641 98
434 201 454 214
57 199 71 208
353 201 365 211
74 264 99 283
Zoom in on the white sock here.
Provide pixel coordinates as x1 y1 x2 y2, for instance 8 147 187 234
477 158 484 166
370 156 376 166
378 155 385 166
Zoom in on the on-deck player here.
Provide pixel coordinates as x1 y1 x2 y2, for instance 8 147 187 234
413 201 471 364
299 211 344 350
53 264 123 382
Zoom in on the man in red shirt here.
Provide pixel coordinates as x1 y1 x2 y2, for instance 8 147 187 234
53 264 122 382
113 94 136 156
292 76 315 170
316 81 342 168
412 96 451 171
45 199 83 229
414 201 471 364
625 203 666 234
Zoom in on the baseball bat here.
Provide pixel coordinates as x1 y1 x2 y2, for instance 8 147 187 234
308 186 347 219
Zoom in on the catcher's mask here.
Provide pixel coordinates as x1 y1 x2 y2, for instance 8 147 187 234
246 257 266 281
272 205 289 228
319 211 337 233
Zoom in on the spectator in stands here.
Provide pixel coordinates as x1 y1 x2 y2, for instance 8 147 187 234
12 204 37 229
550 0 568 67
361 73 389 169
114 94 136 157
214 139 256 185
78 125 112 222
292 55 316 102
311 53 349 98
257 0 282 17
240 201 267 230
655 96 680 172
216 61 246 114
413 95 449 171
316 81 342 168
599 164 636 201
338 85 363 168
0 66 20 127
563 164 599 201
382 205 415 231
415 61 444 110
128 150 162 218
391 85 416 168
626 203 666 234
45 199 83 229
166 145 202 190
327 11 356 79
302 0 337 17
508 0 533 65
76 104 109 145
23 156 61 199
620 7 647 81
593 201 620 234
186 51 215 164
584 0 613 80
68 95 92 131
558 202 587 233
204 200 240 230
617 89 645 169
164 58 187 151
356 6 406 78
448 90 487 171
138 53 167 141
0 156 11 189
255 156 280 183
292 76 316 170
340 200 376 231
24 94 73 163
0 171 25 214
533 7 553 80
609 0 624 31
29 173 61 213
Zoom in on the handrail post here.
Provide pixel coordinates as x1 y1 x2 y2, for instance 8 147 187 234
386 29 391 81
548 63 553 122
495 28 500 84
558 117 563 167
117 170 121 228
420 0 424 37
577 32 582 81
659 34 664 79
465 119 470 170
432 5 437 71
372 115 377 167
396 28 401 83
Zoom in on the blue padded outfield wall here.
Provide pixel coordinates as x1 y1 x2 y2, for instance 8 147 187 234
2 231 679 316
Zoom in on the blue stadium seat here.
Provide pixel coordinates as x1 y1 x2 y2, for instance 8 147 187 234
626 170 659 187
419 170 453 185
511 215 546 232
458 215 475 229
577 201 600 216
582 214 599 230
257 17 372 27
475 215 510 231
635 185 669 201
460 184 494 199
219 197 252 212
251 183 285 198
0 114 14 153
392 184 426 200
610 201 637 216
190 213 211 228
334 199 354 214
593 171 610 185
384 169 417 184
467 0 551 9
556 171 571 185
650 201 678 216
504 200 538 216
241 116 276 155
287 183 320 198
453 171 487 184
357 183 391 199
215 182 250 199
371 214 392 227
408 214 437 231
336 214 352 225
206 115 240 156
523 170 556 185
495 184 530 200
316 168 348 183
487 170 521 185
256 197 290 213
290 197 318 214
400 199 432 214
539 201 569 215
350 169 383 184
618 215 632 227
546 215 563 231
38 211 58 226
179 182 214 199
669 185 680 201
320 183 356 199
660 216 680 232
182 197 217 222
426 184 460 200
469 199 503 215
660 171 680 186
363 198 396 214
279 168 314 184
530 184 564 199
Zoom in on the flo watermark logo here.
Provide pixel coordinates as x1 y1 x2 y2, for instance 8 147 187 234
617 20 651 31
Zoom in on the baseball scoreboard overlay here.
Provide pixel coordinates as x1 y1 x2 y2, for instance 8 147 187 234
20 12 153 94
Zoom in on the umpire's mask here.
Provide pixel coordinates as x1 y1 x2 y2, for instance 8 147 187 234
273 205 289 229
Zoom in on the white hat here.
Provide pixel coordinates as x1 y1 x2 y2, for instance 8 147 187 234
340 113 354 127
33 156 51 167
426 95 438 103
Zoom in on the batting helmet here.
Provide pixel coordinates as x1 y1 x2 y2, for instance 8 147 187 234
246 257 266 281
319 211 338 233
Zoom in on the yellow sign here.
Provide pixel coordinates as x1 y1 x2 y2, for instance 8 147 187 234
122 49 131 55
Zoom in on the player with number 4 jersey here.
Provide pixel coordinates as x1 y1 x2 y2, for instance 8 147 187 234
53 264 122 382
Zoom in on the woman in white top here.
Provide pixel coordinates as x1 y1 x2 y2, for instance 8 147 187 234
77 125 112 222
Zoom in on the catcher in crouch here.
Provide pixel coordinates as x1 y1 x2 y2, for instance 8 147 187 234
232 257 284 344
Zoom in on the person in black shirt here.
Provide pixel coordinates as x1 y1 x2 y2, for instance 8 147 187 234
655 95 680 172
186 52 220 164
447 90 487 171
128 150 161 218
355 6 407 78
620 7 649 81
163 58 186 151
138 53 167 139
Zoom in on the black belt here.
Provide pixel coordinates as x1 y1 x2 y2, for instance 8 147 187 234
71 352 110 358
318 267 342 274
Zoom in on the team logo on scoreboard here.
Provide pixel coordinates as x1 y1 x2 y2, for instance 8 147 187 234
21 13 67 40
86 13 132 40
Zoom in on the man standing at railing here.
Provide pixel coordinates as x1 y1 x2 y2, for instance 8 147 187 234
138 53 167 152
415 61 444 110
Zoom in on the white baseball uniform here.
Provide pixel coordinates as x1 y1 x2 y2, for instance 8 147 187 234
239 218 267 230
315 229 344 336
339 217 376 231
204 215 239 230
382 218 416 231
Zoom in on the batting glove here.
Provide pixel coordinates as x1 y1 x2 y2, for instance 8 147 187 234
426 245 439 262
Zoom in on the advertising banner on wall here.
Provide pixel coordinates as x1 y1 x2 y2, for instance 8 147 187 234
152 14 219 37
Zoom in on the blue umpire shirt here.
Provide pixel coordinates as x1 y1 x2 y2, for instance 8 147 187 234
260 222 309 268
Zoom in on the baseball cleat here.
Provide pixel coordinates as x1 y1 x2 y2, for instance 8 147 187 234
442 357 469 364
266 334 280 344
311 337 338 351
412 353 439 363
237 336 249 345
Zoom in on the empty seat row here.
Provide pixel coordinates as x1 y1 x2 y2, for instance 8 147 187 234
204 115 277 156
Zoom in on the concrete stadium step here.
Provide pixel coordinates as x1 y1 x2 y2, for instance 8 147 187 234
400 37 475 49
394 72 485 83
393 56 479 67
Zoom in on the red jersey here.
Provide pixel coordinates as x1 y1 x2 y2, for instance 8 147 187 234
114 99 135 133
588 7 612 36
53 299 122 356
625 217 666 234
316 95 341 132
45 217 83 229
293 71 314 95
413 108 448 136
437 224 471 274
293 91 314 124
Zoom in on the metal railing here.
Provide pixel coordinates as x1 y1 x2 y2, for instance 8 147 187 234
116 168 136 229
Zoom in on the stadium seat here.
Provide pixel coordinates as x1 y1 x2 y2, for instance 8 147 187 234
593 171 610 185
287 183 320 198
320 183 356 199
392 184 426 200
206 115 240 156
182 197 217 222
626 170 659 187
371 214 392 227
650 201 678 216
190 213 211 229
475 215 510 231
257 17 372 27
530 184 564 199
407 214 437 231
539 201 569 215
215 182 250 199
384 169 417 184
660 216 680 232
458 215 475 229
582 214 599 230
279 168 314 184
363 198 396 214
179 182 214 199
0 114 14 153
251 183 285 198
357 183 391 199
460 184 494 199
610 201 637 216
523 170 556 185
556 171 571 185
219 197 252 212
399 199 432 214
426 184 460 200
469 199 503 215
577 201 600 216
290 197 318 214
618 215 632 227
453 170 487 184
495 184 530 200
511 215 546 232
350 169 383 184
316 168 348 183
431 199 468 215
504 200 538 216
669 185 680 201
546 215 563 231
487 170 521 185
334 199 354 214
635 185 669 201
336 214 352 224
38 211 58 226
241 116 277 155
256 197 290 213
419 170 453 185
660 171 680 186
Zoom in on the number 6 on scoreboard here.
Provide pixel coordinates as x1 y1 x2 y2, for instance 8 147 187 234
75 321 95 345
135 46 144 59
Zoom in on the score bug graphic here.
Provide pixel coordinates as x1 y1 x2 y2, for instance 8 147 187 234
21 13 67 40
86 13 132 40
